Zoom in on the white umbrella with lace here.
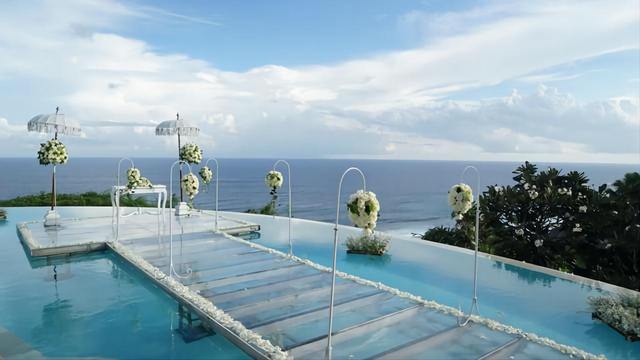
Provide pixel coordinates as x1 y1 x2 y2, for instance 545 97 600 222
27 107 82 226
155 113 199 214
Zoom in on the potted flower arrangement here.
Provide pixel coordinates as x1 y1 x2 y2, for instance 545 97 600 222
344 190 390 255
589 295 639 342
125 168 152 190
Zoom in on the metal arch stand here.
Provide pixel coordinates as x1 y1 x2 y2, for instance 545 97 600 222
457 165 481 327
113 157 135 241
169 160 194 280
273 160 292 255
325 167 367 360
204 158 219 232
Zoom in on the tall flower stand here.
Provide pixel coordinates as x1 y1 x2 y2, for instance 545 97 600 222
44 164 60 227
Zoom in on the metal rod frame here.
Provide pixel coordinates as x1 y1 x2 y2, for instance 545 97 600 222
273 160 292 255
204 158 219 232
457 165 481 326
117 157 135 187
170 160 194 279
115 157 136 241
325 167 366 360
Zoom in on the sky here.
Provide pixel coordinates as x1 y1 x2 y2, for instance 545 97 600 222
0 0 638 164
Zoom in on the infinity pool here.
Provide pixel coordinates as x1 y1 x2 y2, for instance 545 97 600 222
226 212 640 360
2 207 639 359
0 208 248 359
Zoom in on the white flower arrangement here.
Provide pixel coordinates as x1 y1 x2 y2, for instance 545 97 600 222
579 206 587 213
534 239 544 247
199 166 213 184
126 168 152 189
346 190 380 234
265 170 283 195
37 139 68 165
528 190 539 199
558 188 572 196
181 173 199 203
448 183 473 220
179 143 202 164
588 295 639 340
345 233 390 255
515 229 524 236
573 224 582 233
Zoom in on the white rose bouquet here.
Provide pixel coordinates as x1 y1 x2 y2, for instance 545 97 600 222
199 166 213 184
181 173 199 206
265 170 283 195
37 139 68 165
448 183 473 220
126 168 152 189
346 190 380 235
179 143 202 164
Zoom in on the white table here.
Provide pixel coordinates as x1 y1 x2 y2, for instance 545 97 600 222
111 185 167 240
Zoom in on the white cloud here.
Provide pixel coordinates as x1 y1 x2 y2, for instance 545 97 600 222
0 0 637 163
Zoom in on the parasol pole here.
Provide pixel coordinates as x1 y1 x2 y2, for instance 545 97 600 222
177 113 184 203
51 107 59 211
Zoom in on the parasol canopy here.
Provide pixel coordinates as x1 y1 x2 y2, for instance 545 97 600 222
27 107 82 136
155 113 199 136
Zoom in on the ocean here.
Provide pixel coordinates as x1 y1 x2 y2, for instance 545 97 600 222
1 158 637 236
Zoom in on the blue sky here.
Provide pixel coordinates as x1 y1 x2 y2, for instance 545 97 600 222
118 1 474 71
0 0 638 163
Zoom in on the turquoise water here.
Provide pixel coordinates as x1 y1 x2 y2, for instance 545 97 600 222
227 213 640 360
0 208 248 359
2 207 639 359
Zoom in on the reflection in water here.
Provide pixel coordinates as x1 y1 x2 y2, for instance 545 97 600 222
33 265 73 343
493 262 557 287
236 232 261 241
345 252 392 268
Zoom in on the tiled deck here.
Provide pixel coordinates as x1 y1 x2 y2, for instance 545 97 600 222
17 208 258 257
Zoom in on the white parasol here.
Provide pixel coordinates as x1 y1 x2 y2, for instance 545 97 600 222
27 107 82 226
28 107 82 138
156 113 199 203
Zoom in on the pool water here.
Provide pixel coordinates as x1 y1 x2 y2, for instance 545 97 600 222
0 208 248 359
228 213 640 360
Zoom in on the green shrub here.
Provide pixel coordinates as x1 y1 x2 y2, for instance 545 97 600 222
422 162 639 290
0 191 178 208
